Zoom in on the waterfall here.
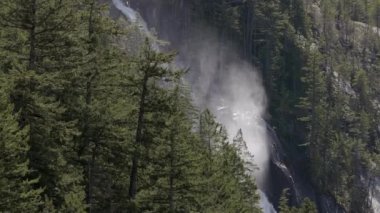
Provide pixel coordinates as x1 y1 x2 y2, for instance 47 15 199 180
193 43 276 213
370 175 380 212
112 0 137 22
260 191 277 213
112 1 276 212
112 0 156 49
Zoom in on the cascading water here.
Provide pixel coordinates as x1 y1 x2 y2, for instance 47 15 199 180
112 0 137 22
111 1 380 212
185 36 276 213
112 1 276 212
112 0 158 50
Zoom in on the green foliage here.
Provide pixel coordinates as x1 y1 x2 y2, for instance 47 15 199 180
187 0 380 211
0 75 42 212
279 189 317 213
0 1 263 208
197 111 261 213
0 0 91 210
2 0 380 212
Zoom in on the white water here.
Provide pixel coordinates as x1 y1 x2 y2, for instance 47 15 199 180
112 0 137 22
189 40 276 212
112 1 276 212
260 191 277 213
370 175 380 212
112 0 156 48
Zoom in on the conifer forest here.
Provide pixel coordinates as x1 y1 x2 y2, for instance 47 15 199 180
0 0 380 212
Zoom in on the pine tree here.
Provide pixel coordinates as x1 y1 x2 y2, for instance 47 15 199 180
197 110 261 212
127 40 177 202
0 0 87 210
0 75 42 212
279 189 292 213
233 129 257 174
297 198 318 213
297 43 335 190
136 78 204 212
279 189 317 213
67 1 130 211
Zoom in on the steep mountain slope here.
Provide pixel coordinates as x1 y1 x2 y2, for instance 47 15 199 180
118 0 380 212
0 0 378 212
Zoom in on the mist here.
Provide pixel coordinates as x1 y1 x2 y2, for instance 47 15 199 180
112 1 276 211
178 31 275 212
180 33 269 184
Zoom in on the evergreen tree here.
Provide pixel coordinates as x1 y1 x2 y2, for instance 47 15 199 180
2 0 379 212
279 189 292 213
197 111 261 213
136 78 203 212
68 1 130 211
127 40 177 203
297 44 331 189
0 0 87 210
279 189 317 213
233 129 257 174
0 75 42 212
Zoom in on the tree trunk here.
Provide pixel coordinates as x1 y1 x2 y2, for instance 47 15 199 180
129 71 149 199
169 129 175 212
28 0 37 71
85 1 97 210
